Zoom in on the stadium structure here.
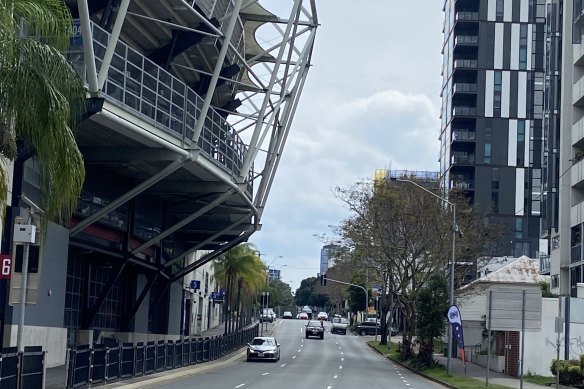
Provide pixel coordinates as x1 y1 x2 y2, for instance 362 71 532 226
1 0 317 368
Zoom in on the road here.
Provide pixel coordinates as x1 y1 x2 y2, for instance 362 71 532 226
156 319 446 389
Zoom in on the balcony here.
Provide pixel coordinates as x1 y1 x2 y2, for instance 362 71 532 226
452 106 477 117
572 245 582 264
453 82 477 94
572 115 584 146
455 12 479 22
452 129 476 142
70 22 247 179
453 59 478 69
454 35 478 47
451 181 474 190
451 153 475 165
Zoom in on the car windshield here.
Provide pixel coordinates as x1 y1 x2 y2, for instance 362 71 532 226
250 338 274 346
334 318 348 324
307 320 321 326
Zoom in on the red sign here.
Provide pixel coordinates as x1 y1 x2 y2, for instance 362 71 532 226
0 255 11 279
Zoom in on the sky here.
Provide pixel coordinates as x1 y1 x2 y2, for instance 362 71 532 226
248 1 445 292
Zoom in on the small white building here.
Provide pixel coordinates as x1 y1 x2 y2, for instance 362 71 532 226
456 256 553 376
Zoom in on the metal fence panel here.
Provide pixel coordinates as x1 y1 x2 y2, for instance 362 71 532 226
20 352 44 389
135 343 145 377
72 348 90 388
91 347 107 385
174 341 182 368
120 343 135 378
165 342 174 369
145 342 156 374
0 353 19 389
105 347 120 382
156 341 165 371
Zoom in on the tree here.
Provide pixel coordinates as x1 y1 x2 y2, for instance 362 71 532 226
332 177 498 356
294 277 316 307
0 0 86 224
213 243 266 333
347 272 367 314
417 274 448 366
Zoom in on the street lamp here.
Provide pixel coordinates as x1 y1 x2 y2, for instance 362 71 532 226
394 178 457 375
260 291 270 335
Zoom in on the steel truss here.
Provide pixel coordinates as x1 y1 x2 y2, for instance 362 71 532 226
70 0 317 325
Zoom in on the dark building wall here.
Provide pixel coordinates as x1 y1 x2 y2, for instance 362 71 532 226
8 222 69 327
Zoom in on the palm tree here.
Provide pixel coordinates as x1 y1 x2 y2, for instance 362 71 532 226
0 0 85 223
213 243 266 334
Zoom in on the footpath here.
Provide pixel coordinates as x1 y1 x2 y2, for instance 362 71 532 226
45 320 278 389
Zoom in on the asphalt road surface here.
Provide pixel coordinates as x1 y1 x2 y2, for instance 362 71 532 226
156 319 447 389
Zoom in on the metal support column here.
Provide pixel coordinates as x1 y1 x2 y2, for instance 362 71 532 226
191 0 243 143
77 0 99 93
97 0 131 90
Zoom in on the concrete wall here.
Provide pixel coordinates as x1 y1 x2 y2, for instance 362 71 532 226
522 298 560 376
3 223 69 368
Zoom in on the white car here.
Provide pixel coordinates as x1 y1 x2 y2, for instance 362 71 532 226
282 311 293 319
317 312 328 320
247 337 281 361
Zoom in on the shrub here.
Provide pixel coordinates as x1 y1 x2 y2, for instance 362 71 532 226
551 359 582 386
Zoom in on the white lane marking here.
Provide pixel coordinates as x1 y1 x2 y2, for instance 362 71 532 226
301 344 303 347
333 375 338 379
292 356 296 359
327 386 332 389
341 357 344 362
235 384 245 388
280 363 287 367
339 365 343 370
338 347 341 350
298 349 302 353
335 342 338 345
262 373 269 376
340 352 343 355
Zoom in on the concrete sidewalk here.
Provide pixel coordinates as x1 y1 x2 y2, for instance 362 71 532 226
46 320 277 389
433 354 551 389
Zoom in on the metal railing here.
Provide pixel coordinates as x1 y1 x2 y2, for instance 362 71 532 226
0 349 46 389
455 35 479 45
68 22 251 187
456 12 479 21
453 82 477 94
453 59 478 69
452 129 476 141
452 106 477 116
66 323 258 388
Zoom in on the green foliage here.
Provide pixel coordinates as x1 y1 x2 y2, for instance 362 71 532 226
550 359 582 386
0 0 86 225
294 277 316 307
417 275 448 340
540 281 557 298
348 272 367 313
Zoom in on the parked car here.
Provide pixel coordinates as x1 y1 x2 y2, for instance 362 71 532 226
355 321 398 336
282 311 293 319
305 320 325 339
260 308 274 323
247 337 281 361
331 317 348 335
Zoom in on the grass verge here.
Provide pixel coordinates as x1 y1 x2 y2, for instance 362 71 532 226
368 341 514 389
523 374 556 386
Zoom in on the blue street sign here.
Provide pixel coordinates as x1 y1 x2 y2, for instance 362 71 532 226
219 289 226 296
70 19 83 47
190 280 201 290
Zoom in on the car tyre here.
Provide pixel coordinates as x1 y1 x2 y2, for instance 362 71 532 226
305 334 309 339
360 330 367 336
343 330 347 335
320 334 324 339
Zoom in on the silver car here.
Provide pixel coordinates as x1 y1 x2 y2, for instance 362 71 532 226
247 337 281 362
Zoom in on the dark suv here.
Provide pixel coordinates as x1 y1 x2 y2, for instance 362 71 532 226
305 320 324 339
356 321 382 336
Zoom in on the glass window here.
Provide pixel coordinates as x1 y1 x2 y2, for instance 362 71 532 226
519 25 528 69
517 120 525 166
484 143 492 164
494 71 502 116
496 0 504 20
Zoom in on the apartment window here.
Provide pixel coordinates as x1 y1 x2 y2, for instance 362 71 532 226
484 143 492 164
494 71 502 116
551 275 559 288
515 218 523 239
514 241 530 257
519 25 528 70
492 168 500 212
496 0 504 20
517 120 525 166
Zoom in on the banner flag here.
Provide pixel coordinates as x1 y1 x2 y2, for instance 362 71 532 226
447 305 466 367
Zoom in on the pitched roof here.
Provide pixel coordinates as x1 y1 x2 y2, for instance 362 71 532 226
461 256 549 289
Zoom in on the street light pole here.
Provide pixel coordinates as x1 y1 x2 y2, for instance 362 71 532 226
395 178 456 375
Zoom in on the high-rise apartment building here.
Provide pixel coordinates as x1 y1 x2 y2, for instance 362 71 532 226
440 0 546 258
545 0 584 296
320 244 340 275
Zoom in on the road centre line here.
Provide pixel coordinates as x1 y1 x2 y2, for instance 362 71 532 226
280 363 287 367
235 384 245 388
262 373 269 376
333 375 338 379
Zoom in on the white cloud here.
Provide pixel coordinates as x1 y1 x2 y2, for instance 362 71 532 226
250 1 444 291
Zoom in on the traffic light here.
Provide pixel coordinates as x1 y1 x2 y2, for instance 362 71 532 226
320 273 327 286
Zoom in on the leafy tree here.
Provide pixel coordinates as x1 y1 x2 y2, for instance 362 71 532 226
294 277 316 307
347 272 367 314
0 0 86 223
332 177 498 356
213 243 266 333
417 274 448 366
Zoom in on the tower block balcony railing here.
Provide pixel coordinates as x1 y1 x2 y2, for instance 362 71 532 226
69 22 251 189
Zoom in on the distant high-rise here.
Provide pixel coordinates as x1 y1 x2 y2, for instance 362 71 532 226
320 244 340 275
440 0 546 258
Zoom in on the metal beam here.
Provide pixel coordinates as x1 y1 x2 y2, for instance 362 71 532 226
122 272 160 331
191 0 243 143
164 213 252 269
238 0 302 180
70 157 191 236
77 0 99 93
170 228 255 282
81 262 127 329
97 0 131 90
131 189 236 255
81 147 180 163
